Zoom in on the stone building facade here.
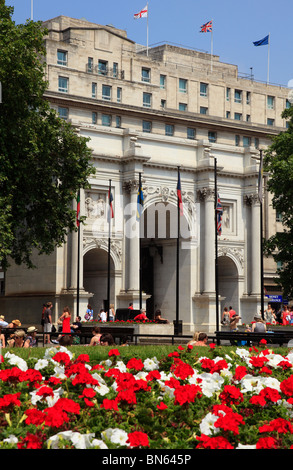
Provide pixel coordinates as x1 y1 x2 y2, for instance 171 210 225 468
0 16 289 331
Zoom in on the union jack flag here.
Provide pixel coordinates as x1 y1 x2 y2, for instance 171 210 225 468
216 193 223 236
200 20 213 33
177 169 183 216
108 187 114 221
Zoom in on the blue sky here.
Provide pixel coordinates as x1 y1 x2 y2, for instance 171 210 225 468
7 0 292 88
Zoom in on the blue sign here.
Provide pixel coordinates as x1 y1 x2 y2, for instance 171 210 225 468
265 295 283 303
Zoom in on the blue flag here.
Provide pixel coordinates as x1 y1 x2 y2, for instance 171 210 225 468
136 182 144 221
253 34 269 46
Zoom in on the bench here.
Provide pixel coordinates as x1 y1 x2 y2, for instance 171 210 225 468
215 330 293 347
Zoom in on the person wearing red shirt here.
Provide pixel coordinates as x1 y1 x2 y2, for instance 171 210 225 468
134 309 148 322
229 306 236 318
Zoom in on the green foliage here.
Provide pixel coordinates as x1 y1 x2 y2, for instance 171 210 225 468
0 2 94 269
264 106 293 297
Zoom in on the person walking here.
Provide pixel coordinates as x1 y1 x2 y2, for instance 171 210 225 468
108 304 116 322
59 306 71 334
43 302 53 344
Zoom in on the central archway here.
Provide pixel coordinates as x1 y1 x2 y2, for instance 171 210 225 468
218 255 239 315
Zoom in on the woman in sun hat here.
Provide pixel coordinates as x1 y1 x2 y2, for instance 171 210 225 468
7 319 22 328
8 329 26 348
25 326 38 347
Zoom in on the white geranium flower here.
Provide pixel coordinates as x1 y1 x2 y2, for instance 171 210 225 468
199 372 225 398
34 358 49 370
143 357 159 371
4 352 28 371
262 353 285 369
236 443 256 449
199 412 219 436
235 348 251 359
115 360 127 373
258 376 281 391
240 375 263 394
48 431 101 449
102 428 129 447
3 435 18 445
94 383 110 396
30 386 64 407
51 365 67 380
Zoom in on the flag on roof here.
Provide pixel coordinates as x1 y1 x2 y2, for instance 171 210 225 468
134 5 148 19
253 34 269 46
216 194 223 236
177 169 183 216
200 20 212 33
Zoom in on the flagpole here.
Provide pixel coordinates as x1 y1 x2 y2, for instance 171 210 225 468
146 2 149 56
139 172 143 309
210 19 213 73
267 33 270 84
77 190 80 317
31 0 33 20
259 150 265 318
214 159 220 340
107 180 112 316
175 166 180 334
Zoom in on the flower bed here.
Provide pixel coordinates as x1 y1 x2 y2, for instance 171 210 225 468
2 342 293 449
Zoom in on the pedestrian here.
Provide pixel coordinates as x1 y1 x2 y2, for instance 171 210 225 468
281 305 290 325
108 304 116 322
264 304 276 324
0 315 8 328
251 314 266 333
59 306 71 334
100 333 115 346
99 308 107 322
85 304 93 321
221 307 230 325
134 309 148 322
41 304 46 331
154 309 169 323
229 306 237 319
89 326 102 346
229 313 241 331
43 302 53 344
25 326 38 347
0 326 5 348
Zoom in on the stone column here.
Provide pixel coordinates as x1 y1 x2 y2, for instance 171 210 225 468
199 188 215 294
251 195 261 295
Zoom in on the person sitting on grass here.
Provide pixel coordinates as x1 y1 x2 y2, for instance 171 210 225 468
100 333 115 346
193 332 208 347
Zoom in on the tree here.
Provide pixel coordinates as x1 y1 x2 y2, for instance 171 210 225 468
0 2 94 269
264 105 293 298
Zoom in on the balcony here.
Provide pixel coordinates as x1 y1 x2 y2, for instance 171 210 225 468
86 64 125 79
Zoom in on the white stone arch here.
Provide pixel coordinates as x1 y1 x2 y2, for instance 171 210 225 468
83 237 122 272
217 246 244 277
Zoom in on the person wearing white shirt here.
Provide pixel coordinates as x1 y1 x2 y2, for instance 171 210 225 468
0 315 8 328
99 309 107 322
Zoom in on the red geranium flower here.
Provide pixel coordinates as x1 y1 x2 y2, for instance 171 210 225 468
234 365 248 381
100 398 119 411
108 349 120 357
219 385 244 406
157 402 168 410
127 431 149 448
0 392 21 411
196 434 234 449
256 436 278 449
52 352 71 366
17 432 44 449
126 358 144 371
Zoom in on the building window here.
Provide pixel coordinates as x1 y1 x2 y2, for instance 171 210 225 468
92 112 97 124
226 111 231 119
143 92 152 108
179 78 187 93
246 92 251 105
208 131 217 143
246 114 251 122
98 60 108 75
200 106 208 115
226 87 230 101
267 118 275 126
161 99 166 108
92 82 97 98
160 75 166 89
255 138 259 149
267 95 275 109
113 62 118 78
102 84 112 101
187 127 196 140
286 99 291 109
234 89 242 103
235 135 240 146
179 103 187 111
277 260 283 269
234 113 242 120
58 76 68 93
102 114 112 126
57 50 67 66
142 120 152 133
117 87 122 103
243 136 251 147
142 67 151 83
276 211 283 222
116 116 121 128
200 82 208 97
165 124 174 136
87 57 93 73
58 106 69 119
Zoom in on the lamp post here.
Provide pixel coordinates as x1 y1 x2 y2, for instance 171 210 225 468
214 157 220 339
